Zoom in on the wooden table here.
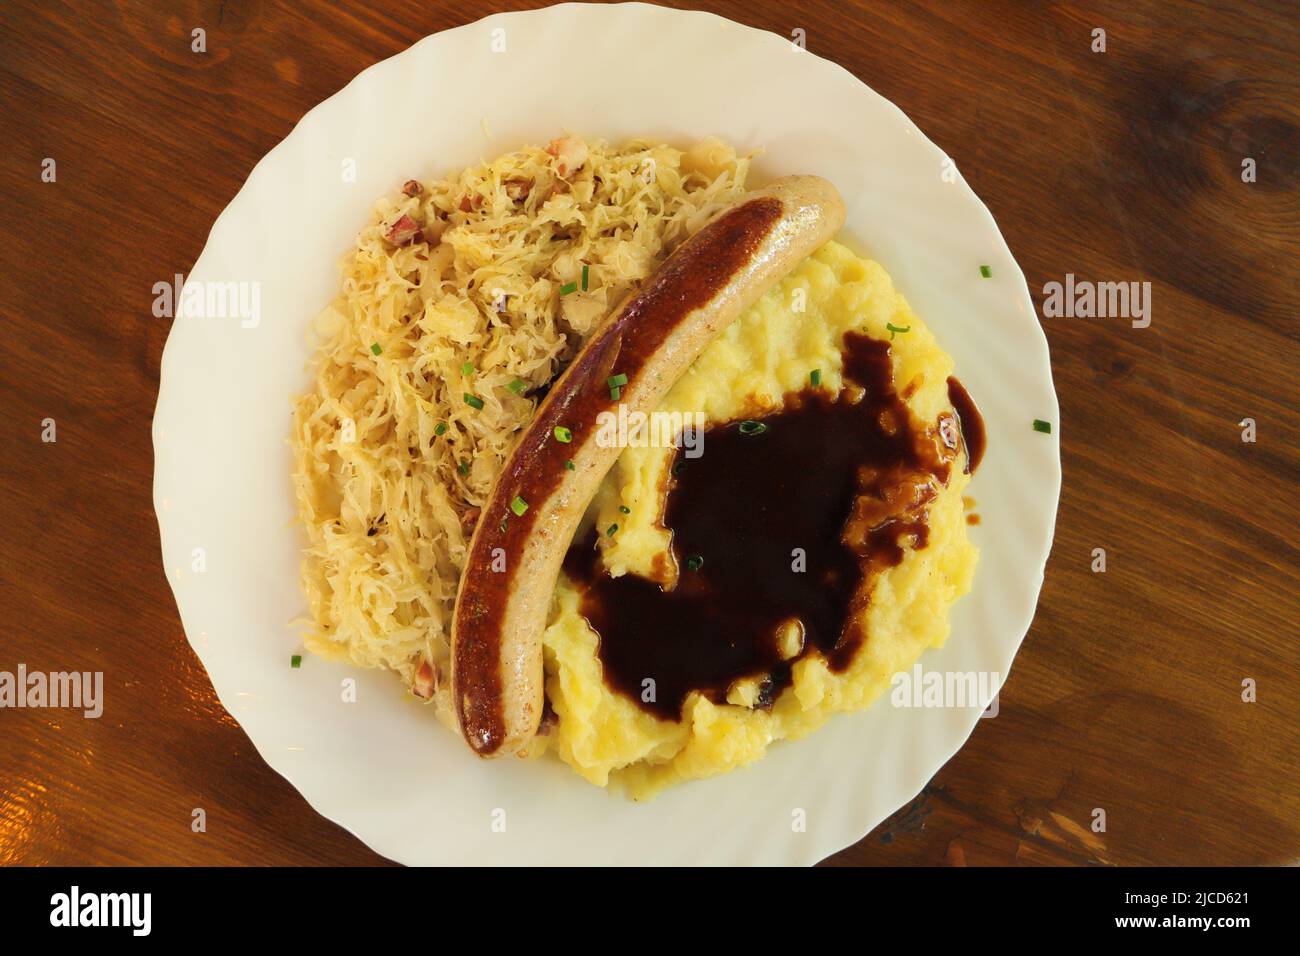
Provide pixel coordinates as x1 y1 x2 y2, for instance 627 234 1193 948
1 0 1295 866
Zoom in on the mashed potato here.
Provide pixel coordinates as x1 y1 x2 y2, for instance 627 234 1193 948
543 241 978 799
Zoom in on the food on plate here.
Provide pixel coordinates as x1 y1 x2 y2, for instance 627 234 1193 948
453 175 846 757
292 135 752 698
548 241 981 797
291 135 983 799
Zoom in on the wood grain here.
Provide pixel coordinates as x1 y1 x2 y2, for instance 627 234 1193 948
0 0 1295 866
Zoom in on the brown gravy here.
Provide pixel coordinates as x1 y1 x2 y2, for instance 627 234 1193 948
946 376 985 473
567 333 983 721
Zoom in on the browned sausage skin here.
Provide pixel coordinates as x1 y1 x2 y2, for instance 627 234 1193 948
452 176 846 757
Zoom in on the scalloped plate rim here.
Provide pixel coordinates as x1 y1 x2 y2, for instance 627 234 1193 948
152 1 1060 867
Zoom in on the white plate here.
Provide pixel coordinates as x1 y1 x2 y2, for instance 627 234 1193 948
153 2 1059 866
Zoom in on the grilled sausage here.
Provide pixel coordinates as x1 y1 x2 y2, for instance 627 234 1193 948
451 175 846 757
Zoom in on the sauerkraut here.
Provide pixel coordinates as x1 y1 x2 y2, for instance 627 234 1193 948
291 135 752 725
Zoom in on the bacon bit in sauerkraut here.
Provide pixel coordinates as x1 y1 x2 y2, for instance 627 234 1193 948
546 135 589 179
291 135 753 717
503 177 532 201
413 660 439 699
384 214 422 245
402 179 424 198
460 507 481 532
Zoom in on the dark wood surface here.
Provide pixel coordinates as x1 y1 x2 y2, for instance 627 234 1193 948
1 0 1296 866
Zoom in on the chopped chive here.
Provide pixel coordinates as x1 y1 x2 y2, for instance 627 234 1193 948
370 342 382 356
507 378 526 394
607 373 628 388
886 322 910 339
463 392 484 410
979 265 992 278
565 460 576 471
618 505 631 514
434 422 447 436
457 460 469 475
609 386 622 401
291 654 302 668
685 555 704 571
560 281 578 296
554 425 573 443
810 369 821 387
582 264 589 291
1033 418 1052 434
510 495 528 516
606 523 619 537
462 361 474 376
738 420 767 436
